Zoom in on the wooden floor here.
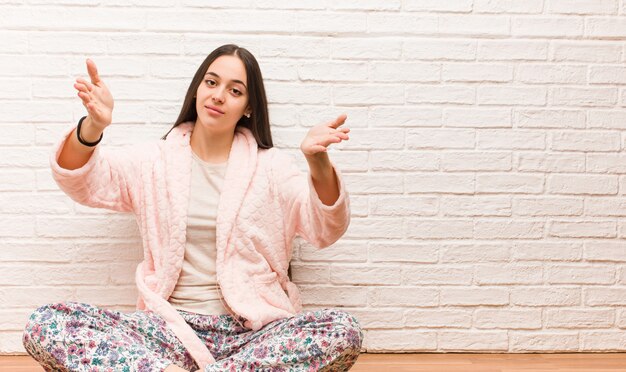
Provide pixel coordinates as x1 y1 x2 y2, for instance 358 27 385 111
2 353 626 371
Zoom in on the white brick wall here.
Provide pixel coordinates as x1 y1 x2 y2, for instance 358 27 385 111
1 0 625 355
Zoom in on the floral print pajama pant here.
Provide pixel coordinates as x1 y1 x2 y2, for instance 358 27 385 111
22 302 363 372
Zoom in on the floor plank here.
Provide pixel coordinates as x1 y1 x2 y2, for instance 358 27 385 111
2 353 626 371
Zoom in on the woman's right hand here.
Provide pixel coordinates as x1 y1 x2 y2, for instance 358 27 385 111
73 58 114 130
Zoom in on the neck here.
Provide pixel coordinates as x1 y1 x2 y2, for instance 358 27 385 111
189 122 235 163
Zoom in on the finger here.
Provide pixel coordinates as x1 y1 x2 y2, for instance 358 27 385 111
328 114 348 129
74 82 90 94
77 91 91 105
76 78 94 92
86 58 102 85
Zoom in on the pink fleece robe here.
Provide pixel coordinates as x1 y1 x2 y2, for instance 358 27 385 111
50 122 351 369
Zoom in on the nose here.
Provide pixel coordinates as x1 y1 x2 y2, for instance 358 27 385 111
212 88 225 104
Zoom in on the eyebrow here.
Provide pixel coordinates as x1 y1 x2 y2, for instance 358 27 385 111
205 72 247 89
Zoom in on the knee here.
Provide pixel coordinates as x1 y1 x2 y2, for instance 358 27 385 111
22 302 77 350
320 309 363 351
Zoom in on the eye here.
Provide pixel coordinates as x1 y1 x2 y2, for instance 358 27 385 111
232 88 243 96
205 79 216 86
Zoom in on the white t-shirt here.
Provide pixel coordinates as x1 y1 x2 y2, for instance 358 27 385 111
168 150 230 315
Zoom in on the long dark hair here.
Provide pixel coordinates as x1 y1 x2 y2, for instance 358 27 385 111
161 44 273 148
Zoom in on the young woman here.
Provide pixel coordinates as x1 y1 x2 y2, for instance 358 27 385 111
22 44 362 371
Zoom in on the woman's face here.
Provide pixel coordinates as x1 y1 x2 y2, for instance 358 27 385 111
195 54 251 133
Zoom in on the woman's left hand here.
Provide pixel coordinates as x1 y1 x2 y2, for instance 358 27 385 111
300 114 350 156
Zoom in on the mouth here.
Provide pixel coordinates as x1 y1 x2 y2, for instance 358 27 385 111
205 105 224 115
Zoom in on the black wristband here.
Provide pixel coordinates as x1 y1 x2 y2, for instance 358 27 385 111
76 116 103 147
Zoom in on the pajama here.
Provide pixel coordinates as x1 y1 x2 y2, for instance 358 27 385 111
22 302 363 372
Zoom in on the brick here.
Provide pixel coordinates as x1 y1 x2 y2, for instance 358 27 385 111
546 265 615 284
75 286 137 306
440 243 510 263
298 61 367 82
477 130 545 150
0 147 50 167
343 174 403 194
590 65 626 84
0 79 30 100
475 309 542 329
147 10 296 33
108 34 183 55
439 15 510 36
441 287 509 306
476 174 544 194
368 287 438 307
402 265 473 284
0 217 35 238
512 242 583 261
365 330 437 351
369 242 438 263
441 196 511 216
331 265 400 285
406 219 474 239
510 332 579 351
511 287 581 306
329 0 401 11
2 7 143 31
370 196 438 216
407 128 475 149
586 17 626 38
588 110 626 129
552 87 617 107
343 308 404 329
444 108 511 128
0 287 74 308
299 240 368 262
585 288 626 305
405 310 472 328
370 62 439 82
0 31 27 53
512 17 583 37
369 107 441 127
548 0 618 14
370 151 439 171
404 0 472 12
517 64 586 84
407 85 475 104
297 12 366 33
513 197 583 216
552 131 621 151
0 193 73 215
291 264 330 284
344 218 404 239
266 82 331 105
548 174 618 195
478 40 548 61
515 109 585 129
475 264 543 284
581 331 626 350
478 86 547 105
300 285 367 306
584 241 626 262
332 38 401 60
406 174 474 194
404 39 476 60
586 197 626 216
440 331 508 351
368 13 438 34
549 220 616 238
36 216 139 238
551 41 622 62
443 63 513 82
474 219 544 239
474 0 544 14
256 0 324 9
442 152 511 171
517 153 585 173
333 84 404 105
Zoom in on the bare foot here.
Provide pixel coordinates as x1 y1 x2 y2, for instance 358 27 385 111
164 364 189 372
